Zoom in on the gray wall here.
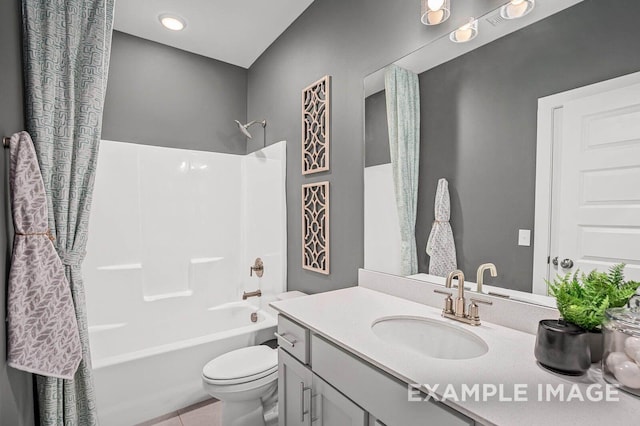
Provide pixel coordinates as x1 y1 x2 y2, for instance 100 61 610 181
103 31 248 153
365 0 640 292
364 90 389 168
247 0 505 294
0 0 35 424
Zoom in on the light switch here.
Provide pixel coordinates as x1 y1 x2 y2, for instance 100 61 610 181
518 229 531 247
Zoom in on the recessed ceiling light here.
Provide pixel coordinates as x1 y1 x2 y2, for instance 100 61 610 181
159 14 186 31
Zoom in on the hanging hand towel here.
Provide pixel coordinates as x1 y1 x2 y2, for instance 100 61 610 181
6 131 82 379
426 178 457 277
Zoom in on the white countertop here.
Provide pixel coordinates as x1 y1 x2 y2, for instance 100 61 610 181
270 286 639 426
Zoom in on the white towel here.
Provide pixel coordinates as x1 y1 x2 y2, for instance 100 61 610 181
426 178 457 277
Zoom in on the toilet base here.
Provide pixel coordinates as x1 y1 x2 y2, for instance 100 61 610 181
218 381 277 426
263 404 278 426
222 399 265 426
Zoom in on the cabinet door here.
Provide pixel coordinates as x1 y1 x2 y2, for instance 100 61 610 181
279 348 312 426
312 374 367 426
311 335 474 426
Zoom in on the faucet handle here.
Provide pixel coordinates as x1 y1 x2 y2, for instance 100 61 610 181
467 298 493 325
470 298 493 306
434 289 454 314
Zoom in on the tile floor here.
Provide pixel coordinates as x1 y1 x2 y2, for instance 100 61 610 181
141 399 222 426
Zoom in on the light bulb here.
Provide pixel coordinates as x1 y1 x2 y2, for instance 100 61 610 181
450 18 478 43
500 0 535 20
426 10 445 24
427 0 445 11
454 28 473 42
159 14 186 31
421 0 450 25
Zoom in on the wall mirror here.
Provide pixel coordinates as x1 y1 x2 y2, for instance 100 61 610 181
363 0 640 306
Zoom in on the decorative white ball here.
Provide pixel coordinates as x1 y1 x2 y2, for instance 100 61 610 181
614 361 640 389
624 337 640 360
606 351 632 371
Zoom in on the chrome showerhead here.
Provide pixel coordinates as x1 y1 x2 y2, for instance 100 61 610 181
235 119 266 140
235 120 252 139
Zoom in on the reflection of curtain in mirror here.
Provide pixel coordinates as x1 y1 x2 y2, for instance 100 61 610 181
384 65 420 275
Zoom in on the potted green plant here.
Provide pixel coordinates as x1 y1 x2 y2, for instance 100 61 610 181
547 264 640 363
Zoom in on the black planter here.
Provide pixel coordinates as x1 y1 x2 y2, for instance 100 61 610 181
534 320 591 375
587 329 603 363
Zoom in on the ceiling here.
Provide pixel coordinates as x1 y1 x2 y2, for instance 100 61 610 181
113 0 315 69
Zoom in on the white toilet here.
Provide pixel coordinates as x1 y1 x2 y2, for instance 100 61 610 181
202 345 278 426
202 291 306 426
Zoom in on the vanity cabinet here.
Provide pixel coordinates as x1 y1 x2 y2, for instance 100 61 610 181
277 315 475 426
278 347 312 426
278 347 366 426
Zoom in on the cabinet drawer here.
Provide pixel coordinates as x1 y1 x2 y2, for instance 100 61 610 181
311 335 474 426
276 315 309 364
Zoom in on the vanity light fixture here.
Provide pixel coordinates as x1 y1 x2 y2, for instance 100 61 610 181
421 0 451 25
449 18 478 43
159 14 186 31
500 0 535 20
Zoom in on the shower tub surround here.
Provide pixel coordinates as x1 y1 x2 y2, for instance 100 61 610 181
83 140 287 425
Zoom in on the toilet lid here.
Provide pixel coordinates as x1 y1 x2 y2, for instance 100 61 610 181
203 346 277 385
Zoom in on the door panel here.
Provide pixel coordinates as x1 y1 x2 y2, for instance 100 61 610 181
554 82 640 280
278 348 312 426
312 374 367 426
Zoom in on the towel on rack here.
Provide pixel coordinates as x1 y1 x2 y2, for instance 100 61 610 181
426 178 457 277
6 131 82 379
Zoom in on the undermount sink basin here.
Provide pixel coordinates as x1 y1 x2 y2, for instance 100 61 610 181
371 316 488 360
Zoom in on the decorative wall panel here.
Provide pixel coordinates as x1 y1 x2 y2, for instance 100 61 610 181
302 181 330 274
302 75 331 174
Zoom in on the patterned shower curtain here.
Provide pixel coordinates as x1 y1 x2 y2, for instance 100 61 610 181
384 65 421 276
22 0 114 424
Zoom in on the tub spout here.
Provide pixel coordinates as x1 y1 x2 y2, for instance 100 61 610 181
242 290 262 300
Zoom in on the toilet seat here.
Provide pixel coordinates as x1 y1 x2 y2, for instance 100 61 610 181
203 346 277 386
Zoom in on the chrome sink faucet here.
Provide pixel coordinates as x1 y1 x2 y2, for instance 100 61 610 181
476 263 497 293
434 269 492 326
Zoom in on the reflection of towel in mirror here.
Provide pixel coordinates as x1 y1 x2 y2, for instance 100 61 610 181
6 131 82 379
426 178 457 277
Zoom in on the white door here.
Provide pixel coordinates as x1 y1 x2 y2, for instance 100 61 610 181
551 82 640 282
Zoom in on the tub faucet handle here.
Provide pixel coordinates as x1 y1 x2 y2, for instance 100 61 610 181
250 257 264 277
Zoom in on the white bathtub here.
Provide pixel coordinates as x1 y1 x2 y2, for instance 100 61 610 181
85 141 287 425
90 302 277 426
